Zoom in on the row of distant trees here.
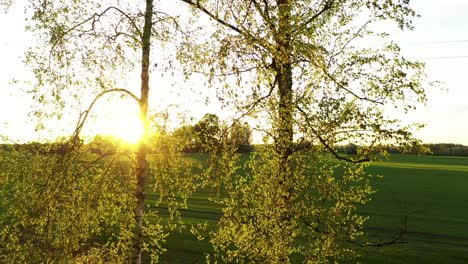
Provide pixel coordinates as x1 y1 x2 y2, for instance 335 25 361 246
424 144 468 157
172 113 253 153
0 113 253 155
336 143 468 157
3 139 468 157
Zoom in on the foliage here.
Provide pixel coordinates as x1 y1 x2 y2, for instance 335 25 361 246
193 113 221 152
179 0 428 262
159 154 468 264
0 0 11 13
180 0 426 152
0 135 200 262
13 0 191 262
147 130 201 227
205 146 373 263
172 124 199 152
2 0 431 262
85 134 120 155
226 121 253 153
171 114 221 153
171 113 253 153
0 145 137 262
423 143 468 157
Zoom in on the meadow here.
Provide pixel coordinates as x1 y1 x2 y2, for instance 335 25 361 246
152 154 468 263
2 149 467 263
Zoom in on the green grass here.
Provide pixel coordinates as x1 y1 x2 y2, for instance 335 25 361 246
4 150 466 262
2 151 468 264
153 154 468 263
360 155 468 263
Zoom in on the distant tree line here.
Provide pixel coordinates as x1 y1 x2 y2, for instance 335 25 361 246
0 113 254 155
2 138 467 158
335 143 468 157
424 144 468 157
3 140 467 158
0 141 72 155
171 113 253 153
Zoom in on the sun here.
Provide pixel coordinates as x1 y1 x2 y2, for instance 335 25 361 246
114 112 144 144
88 96 147 146
100 108 145 145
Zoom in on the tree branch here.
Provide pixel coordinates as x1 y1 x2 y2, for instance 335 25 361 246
180 0 244 34
320 66 385 105
295 0 335 33
301 215 408 248
296 105 370 163
152 10 189 37
180 0 262 44
234 75 277 121
71 88 140 146
192 66 258 77
251 0 276 34
64 6 141 38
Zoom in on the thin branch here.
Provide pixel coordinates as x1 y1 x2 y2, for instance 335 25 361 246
47 6 141 70
49 6 140 59
152 10 189 38
295 0 335 33
181 0 259 42
251 0 276 34
234 75 277 121
301 215 408 248
0 134 20 145
71 88 140 146
181 0 243 34
192 66 258 77
320 67 385 105
216 76 277 145
296 105 370 163
238 0 254 28
65 6 141 38
74 150 137 179
330 20 372 59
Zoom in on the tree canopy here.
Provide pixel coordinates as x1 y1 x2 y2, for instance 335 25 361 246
178 0 427 262
1 0 190 263
0 0 429 263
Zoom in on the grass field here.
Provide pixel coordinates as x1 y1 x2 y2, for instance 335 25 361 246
151 154 468 263
360 155 468 263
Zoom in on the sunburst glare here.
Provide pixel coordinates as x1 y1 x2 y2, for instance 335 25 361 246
99 107 144 145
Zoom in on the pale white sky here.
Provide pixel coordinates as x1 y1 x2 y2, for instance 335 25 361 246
1 0 467 144
390 0 468 145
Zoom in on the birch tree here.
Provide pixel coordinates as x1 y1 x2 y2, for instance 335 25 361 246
0 1 194 263
179 0 426 262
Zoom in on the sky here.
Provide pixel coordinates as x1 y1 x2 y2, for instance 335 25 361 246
1 0 468 145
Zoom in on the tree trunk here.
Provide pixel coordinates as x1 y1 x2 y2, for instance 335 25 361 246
274 0 294 260
133 0 153 263
276 0 293 175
